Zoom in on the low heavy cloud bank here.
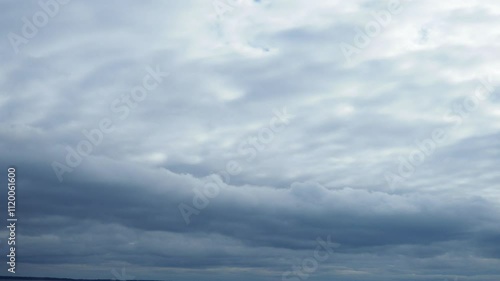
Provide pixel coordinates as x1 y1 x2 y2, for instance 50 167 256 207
1 1 500 280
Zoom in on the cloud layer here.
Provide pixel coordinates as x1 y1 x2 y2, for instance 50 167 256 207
1 0 500 280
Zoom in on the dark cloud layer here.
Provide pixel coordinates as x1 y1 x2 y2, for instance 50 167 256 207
1 0 500 280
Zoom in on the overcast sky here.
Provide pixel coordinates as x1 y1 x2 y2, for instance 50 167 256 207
1 0 500 280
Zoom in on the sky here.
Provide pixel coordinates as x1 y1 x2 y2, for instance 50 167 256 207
1 0 500 280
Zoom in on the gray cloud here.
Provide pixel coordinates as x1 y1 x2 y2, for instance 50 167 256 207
1 0 500 280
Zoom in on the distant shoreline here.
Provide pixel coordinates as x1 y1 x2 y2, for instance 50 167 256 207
0 276 167 281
